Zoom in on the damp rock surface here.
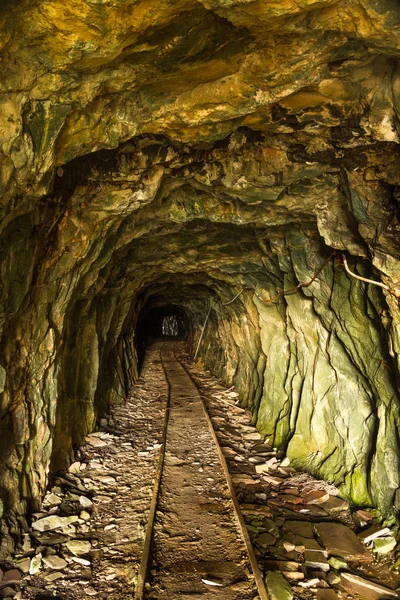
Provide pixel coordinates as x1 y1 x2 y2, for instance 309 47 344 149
0 348 169 599
0 0 400 566
180 345 400 600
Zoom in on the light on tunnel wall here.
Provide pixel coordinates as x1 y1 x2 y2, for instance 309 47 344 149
162 315 179 337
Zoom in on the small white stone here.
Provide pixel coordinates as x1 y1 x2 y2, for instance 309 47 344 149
68 462 81 474
299 578 320 588
201 577 223 587
85 437 107 448
43 493 62 506
255 463 269 474
98 476 116 484
79 496 93 509
29 553 42 575
72 557 91 567
65 540 91 556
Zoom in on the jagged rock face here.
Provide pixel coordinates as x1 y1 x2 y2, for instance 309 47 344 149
0 0 400 555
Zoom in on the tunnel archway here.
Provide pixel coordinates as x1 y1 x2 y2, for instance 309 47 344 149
1 0 400 560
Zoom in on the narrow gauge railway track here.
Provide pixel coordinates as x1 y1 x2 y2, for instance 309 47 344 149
135 342 268 600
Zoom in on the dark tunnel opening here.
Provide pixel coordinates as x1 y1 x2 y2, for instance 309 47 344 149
135 304 190 370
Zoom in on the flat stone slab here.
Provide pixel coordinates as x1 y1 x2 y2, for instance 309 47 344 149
279 494 303 505
297 504 328 517
42 555 67 570
356 509 374 522
373 536 397 554
31 532 68 545
2 569 21 583
263 560 301 573
85 436 108 447
243 432 263 441
315 522 370 561
0 586 17 597
283 533 324 552
301 490 329 505
255 463 270 474
262 474 284 486
304 550 330 572
31 515 79 532
265 571 294 600
251 444 273 453
241 503 273 517
282 521 314 539
65 540 91 556
359 525 391 543
255 532 276 547
340 572 399 600
319 495 349 513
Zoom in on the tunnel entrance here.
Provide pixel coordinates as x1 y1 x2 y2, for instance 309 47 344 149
162 315 180 337
136 304 190 370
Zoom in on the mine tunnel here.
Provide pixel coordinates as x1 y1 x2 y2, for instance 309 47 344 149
136 302 190 366
1 0 400 598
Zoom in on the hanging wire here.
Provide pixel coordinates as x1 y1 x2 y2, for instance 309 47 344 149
222 288 247 305
254 251 335 304
342 254 400 299
194 303 212 360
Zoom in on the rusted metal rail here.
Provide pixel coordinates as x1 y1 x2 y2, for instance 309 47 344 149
135 342 268 600
174 349 269 600
134 347 170 600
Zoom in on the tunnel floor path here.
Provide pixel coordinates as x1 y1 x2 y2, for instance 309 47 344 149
3 342 400 600
145 343 258 599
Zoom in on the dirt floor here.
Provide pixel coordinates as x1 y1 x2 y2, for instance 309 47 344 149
147 344 257 599
1 341 399 600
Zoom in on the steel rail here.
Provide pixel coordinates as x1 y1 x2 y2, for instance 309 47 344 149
134 345 171 600
173 347 269 600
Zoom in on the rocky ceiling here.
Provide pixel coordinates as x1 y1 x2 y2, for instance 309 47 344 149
1 0 400 556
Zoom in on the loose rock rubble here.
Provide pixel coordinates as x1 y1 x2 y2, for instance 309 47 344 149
1 342 399 600
0 350 169 599
179 346 400 600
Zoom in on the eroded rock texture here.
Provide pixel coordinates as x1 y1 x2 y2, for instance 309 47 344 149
0 0 400 555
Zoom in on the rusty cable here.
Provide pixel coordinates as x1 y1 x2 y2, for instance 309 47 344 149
342 254 400 299
255 251 336 305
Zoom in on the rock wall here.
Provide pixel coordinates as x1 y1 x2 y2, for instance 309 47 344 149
0 0 400 556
